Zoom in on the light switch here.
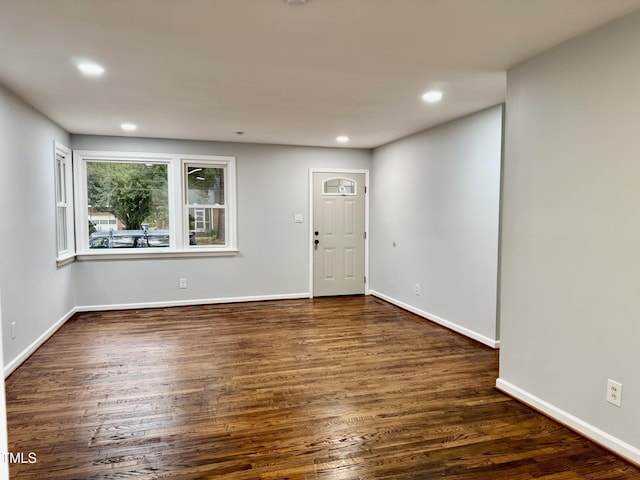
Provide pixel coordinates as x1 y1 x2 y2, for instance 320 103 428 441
294 213 303 223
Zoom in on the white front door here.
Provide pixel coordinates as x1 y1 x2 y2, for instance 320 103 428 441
312 172 366 297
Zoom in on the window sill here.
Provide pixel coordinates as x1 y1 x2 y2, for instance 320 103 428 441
76 248 239 261
56 254 76 267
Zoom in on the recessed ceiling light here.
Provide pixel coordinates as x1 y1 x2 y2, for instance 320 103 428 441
422 90 443 103
336 136 350 144
77 62 105 77
121 123 137 132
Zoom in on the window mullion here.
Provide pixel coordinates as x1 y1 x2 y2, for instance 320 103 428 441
171 157 184 250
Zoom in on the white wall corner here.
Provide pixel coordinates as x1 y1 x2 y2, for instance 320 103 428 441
3 307 78 378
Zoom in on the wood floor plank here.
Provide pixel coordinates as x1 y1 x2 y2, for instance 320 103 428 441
5 296 640 479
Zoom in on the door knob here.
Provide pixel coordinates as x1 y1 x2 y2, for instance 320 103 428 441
314 231 319 236
314 239 319 245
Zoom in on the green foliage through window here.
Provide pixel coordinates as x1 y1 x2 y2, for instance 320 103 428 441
87 162 169 231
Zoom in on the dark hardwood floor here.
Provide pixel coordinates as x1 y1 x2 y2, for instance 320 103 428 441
5 296 640 479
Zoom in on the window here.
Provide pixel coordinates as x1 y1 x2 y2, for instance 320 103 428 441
185 164 226 246
74 151 236 257
323 177 356 195
85 160 169 247
54 142 75 263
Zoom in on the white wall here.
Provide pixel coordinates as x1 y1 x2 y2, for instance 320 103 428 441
0 290 8 480
498 12 640 462
0 83 74 373
370 106 502 347
70 135 371 308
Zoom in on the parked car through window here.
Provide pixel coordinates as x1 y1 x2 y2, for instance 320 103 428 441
89 230 196 249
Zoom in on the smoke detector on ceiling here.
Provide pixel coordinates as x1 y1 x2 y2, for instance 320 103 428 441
286 0 308 5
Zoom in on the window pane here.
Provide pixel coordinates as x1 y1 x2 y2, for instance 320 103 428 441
186 166 224 205
188 207 225 245
324 177 356 195
57 206 67 251
86 162 169 249
55 158 64 203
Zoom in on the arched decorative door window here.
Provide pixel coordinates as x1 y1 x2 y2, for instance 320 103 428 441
323 177 357 195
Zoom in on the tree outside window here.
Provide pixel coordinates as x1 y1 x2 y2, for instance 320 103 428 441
86 162 169 248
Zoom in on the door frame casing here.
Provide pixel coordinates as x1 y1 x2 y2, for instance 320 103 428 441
308 168 370 297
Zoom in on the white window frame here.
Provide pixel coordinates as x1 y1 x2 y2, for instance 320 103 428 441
54 141 75 265
74 150 237 259
182 159 235 249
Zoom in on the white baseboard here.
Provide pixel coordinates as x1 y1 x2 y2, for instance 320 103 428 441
4 307 78 378
75 292 310 312
496 378 640 466
4 293 310 378
369 290 499 349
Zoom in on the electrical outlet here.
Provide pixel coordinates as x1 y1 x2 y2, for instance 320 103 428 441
10 322 16 341
179 278 188 289
414 283 420 295
606 379 622 407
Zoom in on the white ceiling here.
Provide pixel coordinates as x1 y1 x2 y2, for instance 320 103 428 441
1 0 639 148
